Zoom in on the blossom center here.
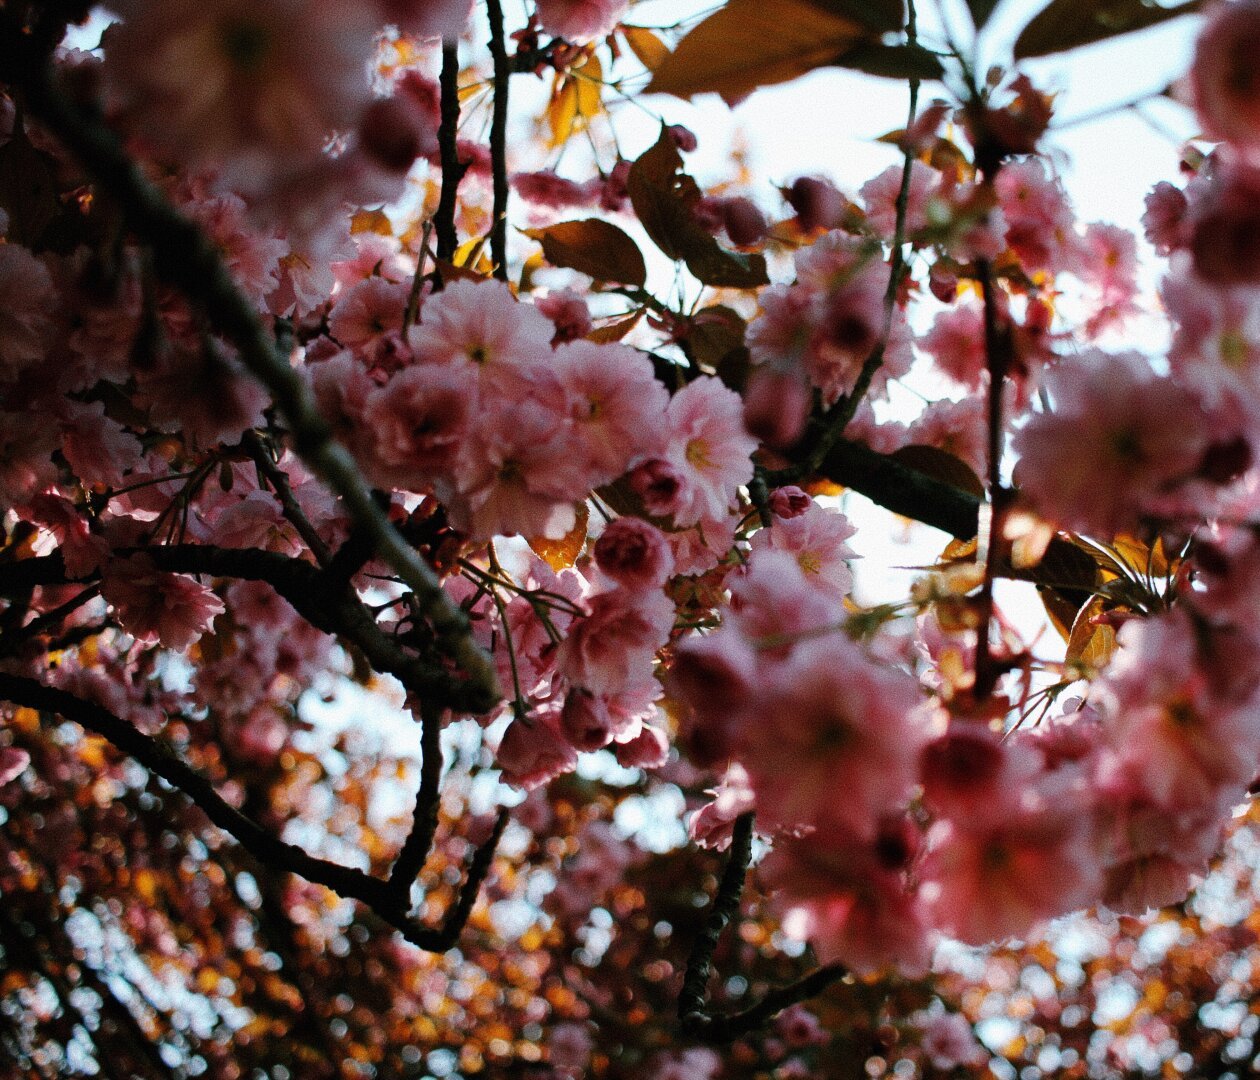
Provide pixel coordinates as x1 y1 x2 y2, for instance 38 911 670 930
685 437 712 468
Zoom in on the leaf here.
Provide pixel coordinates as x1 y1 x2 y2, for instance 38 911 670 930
627 131 769 288
1013 0 1202 59
523 219 647 285
1110 533 1175 579
547 53 604 147
351 208 394 236
1066 595 1118 671
1005 536 1101 592
528 503 590 571
687 305 750 389
1039 585 1080 643
966 0 1003 29
621 26 670 71
587 310 645 343
833 42 945 80
806 0 905 32
890 445 986 498
645 0 867 102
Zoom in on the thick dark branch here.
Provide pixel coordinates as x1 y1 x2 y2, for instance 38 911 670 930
814 439 982 541
435 40 468 263
0 674 502 953
4 41 498 713
678 812 755 1029
486 0 511 280
388 700 445 891
0 546 488 712
0 672 398 910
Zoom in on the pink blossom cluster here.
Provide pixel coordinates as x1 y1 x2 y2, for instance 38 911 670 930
311 277 757 548
468 521 676 790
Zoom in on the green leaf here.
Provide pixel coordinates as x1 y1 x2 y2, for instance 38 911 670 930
523 218 647 286
805 0 905 33
833 42 945 80
627 131 769 288
1013 0 1202 60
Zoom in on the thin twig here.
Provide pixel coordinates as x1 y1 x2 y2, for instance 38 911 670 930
799 0 921 472
242 430 334 566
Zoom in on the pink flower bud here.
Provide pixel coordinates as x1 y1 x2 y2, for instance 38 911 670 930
593 517 674 590
722 197 768 246
786 176 844 232
667 124 698 152
627 458 683 517
768 486 811 519
613 724 669 769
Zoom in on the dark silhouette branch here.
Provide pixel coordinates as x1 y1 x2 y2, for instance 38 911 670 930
678 812 755 1030
678 813 850 1041
435 40 469 264
486 0 511 280
0 673 504 954
685 965 850 1042
0 546 489 713
389 699 446 892
242 430 334 567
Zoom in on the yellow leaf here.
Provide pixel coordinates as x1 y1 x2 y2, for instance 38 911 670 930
547 77 578 147
645 0 867 101
1066 595 1117 673
351 208 393 236
622 26 670 71
527 503 590 571
547 52 604 147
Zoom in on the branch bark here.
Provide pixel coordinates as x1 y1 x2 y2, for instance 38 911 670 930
0 673 505 953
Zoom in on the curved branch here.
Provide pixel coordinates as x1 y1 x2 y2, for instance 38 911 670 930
0 673 504 954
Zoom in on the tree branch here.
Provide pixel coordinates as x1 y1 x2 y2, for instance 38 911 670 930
809 0 921 458
678 812 754 1030
486 0 511 281
242 430 334 567
0 546 489 713
684 965 850 1042
3 38 499 714
0 673 503 953
677 813 848 1039
435 40 468 264
388 699 445 892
